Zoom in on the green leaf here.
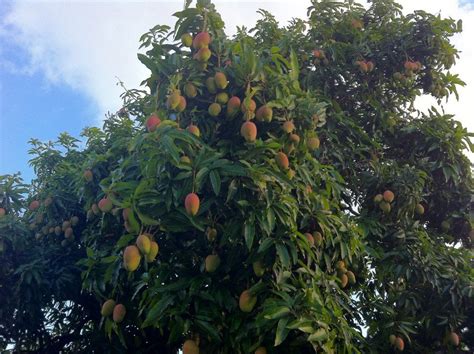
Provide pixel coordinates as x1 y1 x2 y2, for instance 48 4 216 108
244 218 255 250
274 317 290 346
209 170 221 196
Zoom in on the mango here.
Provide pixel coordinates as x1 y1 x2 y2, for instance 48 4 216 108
123 245 141 271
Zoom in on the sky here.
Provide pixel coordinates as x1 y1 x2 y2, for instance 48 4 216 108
0 0 473 182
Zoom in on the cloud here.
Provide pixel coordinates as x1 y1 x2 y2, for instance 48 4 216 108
1 0 473 149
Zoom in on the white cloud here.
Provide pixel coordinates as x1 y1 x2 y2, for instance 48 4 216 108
1 0 473 154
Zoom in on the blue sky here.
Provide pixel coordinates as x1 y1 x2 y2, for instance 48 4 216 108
1 0 473 183
0 49 97 182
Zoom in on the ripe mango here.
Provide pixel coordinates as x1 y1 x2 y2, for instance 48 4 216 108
98 198 113 212
183 339 199 354
214 72 228 89
226 96 241 116
146 241 159 263
192 31 211 49
307 136 320 150
187 124 200 137
123 245 141 271
241 121 257 142
194 47 211 62
255 105 273 122
136 234 151 254
282 121 295 133
185 193 200 216
146 114 161 132
383 190 395 203
113 303 126 323
275 152 289 170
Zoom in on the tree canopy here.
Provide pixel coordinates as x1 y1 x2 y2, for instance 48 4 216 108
0 0 472 353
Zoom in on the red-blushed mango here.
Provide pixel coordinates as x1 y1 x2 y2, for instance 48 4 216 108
216 92 229 104
255 347 267 354
214 72 228 89
275 152 289 170
226 96 241 116
252 260 265 277
366 61 375 72
194 47 211 62
101 299 116 317
176 96 187 112
205 254 221 272
206 227 217 242
255 105 273 122
136 234 151 254
415 203 424 215
0 208 6 217
379 201 391 213
187 124 200 137
184 82 197 98
208 102 222 116
123 245 141 271
83 169 93 182
346 270 356 284
339 273 349 288
383 190 395 203
239 290 257 312
313 231 323 247
146 114 161 132
167 91 181 110
192 31 211 49
282 121 295 133
183 339 199 354
113 303 126 323
289 134 300 144
241 99 256 113
241 121 257 142
394 337 404 351
98 197 113 213
304 232 315 247
146 241 159 263
181 33 193 47
29 200 40 211
313 49 325 59
185 192 200 216
447 332 459 346
307 136 320 150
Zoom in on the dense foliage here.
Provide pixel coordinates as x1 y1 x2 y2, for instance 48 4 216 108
1 0 473 353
